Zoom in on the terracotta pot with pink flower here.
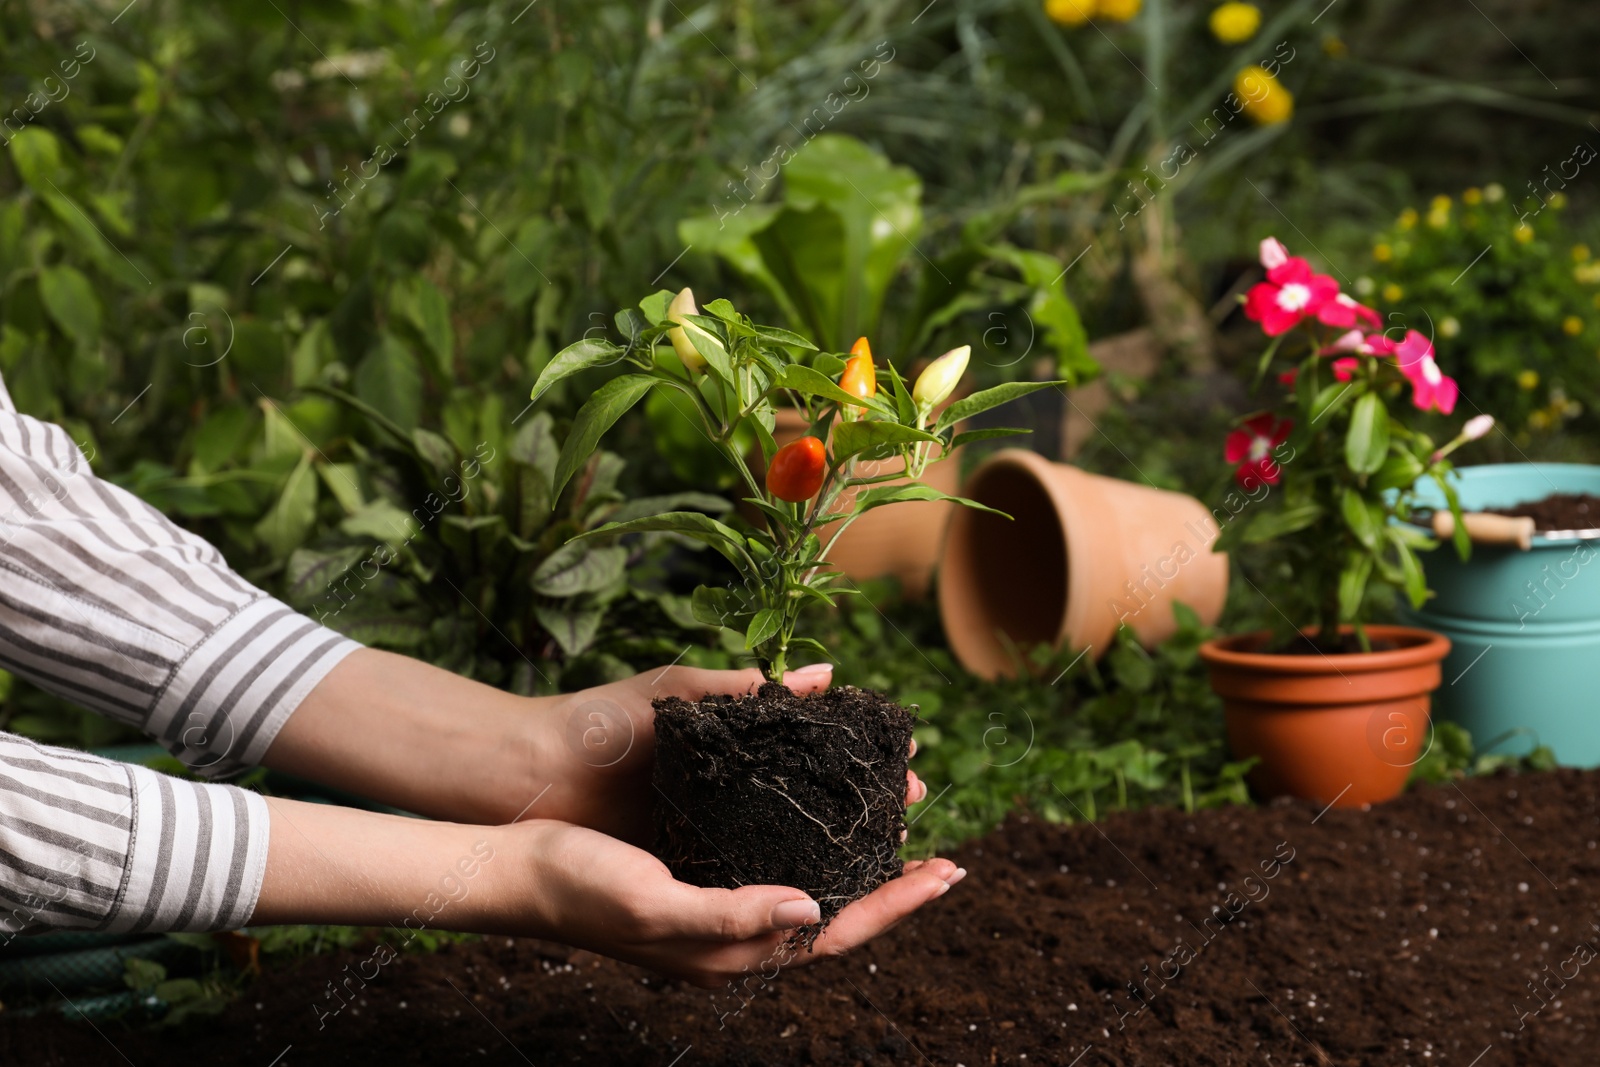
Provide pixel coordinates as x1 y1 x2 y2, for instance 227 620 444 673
1200 237 1492 808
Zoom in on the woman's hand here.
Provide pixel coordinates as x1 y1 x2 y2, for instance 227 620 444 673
526 662 925 843
254 800 965 989
267 651 926 838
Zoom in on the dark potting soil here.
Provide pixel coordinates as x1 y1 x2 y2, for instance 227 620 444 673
1267 633 1400 656
8 768 1600 1066
1486 492 1600 532
652 683 915 934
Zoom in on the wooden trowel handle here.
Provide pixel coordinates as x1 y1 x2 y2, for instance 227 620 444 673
1431 510 1534 550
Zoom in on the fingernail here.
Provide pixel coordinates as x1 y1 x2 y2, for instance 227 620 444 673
771 898 822 928
946 867 968 887
790 663 832 676
932 880 951 898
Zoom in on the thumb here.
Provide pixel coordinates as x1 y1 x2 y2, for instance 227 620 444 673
650 883 822 942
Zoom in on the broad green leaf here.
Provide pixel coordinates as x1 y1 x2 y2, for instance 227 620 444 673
340 500 417 544
394 277 453 378
575 510 754 574
949 427 1031 449
936 381 1061 433
771 364 883 411
518 465 551 539
1340 488 1382 549
744 608 782 650
1345 392 1389 475
412 428 458 476
316 462 365 513
354 334 423 433
531 542 627 597
254 454 318 560
38 264 100 350
1239 503 1324 544
1309 381 1357 425
337 610 431 650
533 599 605 658
638 289 676 326
510 411 559 480
854 483 1008 517
7 127 62 189
1373 451 1426 493
285 546 368 606
983 243 1096 384
1338 553 1374 621
603 492 730 525
551 374 657 502
529 338 628 405
1397 540 1429 608
831 419 942 462
691 584 753 629
752 325 817 351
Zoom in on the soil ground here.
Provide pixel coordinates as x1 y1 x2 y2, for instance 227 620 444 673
1487 492 1600 532
4 768 1598 1066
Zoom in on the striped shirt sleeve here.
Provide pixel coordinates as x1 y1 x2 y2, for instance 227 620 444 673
0 377 359 932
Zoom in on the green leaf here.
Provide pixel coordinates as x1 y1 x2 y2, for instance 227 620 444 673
1338 553 1374 621
534 599 604 658
854 483 1008 517
412 428 458 476
531 542 627 597
284 546 367 606
831 420 941 462
38 264 101 350
771 364 877 410
1239 503 1324 544
7 127 62 189
551 374 657 502
744 608 783 650
529 338 628 405
602 492 730 525
1340 488 1382 549
1309 380 1357 425
752 325 818 351
354 335 423 433
638 290 675 326
1373 451 1426 493
691 584 753 629
949 427 1031 449
936 381 1060 433
1345 393 1390 475
337 610 431 650
254 454 318 560
575 511 754 574
393 277 453 378
1395 538 1430 609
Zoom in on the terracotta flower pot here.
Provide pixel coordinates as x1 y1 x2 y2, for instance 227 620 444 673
938 449 1229 679
767 409 961 599
1198 625 1452 808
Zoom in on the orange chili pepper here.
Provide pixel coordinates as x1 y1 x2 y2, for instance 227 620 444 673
840 337 878 404
766 436 827 503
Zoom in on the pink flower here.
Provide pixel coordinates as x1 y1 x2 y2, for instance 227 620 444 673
1331 357 1361 382
1279 367 1299 388
1393 330 1459 414
1259 237 1290 271
1462 414 1495 441
1245 258 1340 336
1322 331 1396 357
1317 292 1382 331
1225 413 1293 488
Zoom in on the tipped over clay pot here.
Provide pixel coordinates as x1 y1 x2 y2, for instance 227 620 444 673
938 449 1228 679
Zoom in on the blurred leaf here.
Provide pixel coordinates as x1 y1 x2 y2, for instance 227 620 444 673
38 264 101 350
253 454 318 560
355 334 424 433
531 542 627 597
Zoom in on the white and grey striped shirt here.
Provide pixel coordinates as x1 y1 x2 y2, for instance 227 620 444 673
0 376 359 935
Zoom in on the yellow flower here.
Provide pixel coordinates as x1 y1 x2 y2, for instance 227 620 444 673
1397 208 1418 230
1514 223 1535 244
1098 0 1141 20
1462 187 1483 205
1439 316 1460 339
1045 0 1097 26
1573 244 1591 263
1431 195 1452 212
1209 2 1260 43
1321 36 1347 58
1382 283 1404 303
1373 243 1393 263
1484 183 1505 202
1234 65 1292 125
1564 316 1584 336
1427 208 1450 229
1518 369 1540 391
1550 191 1567 210
1529 410 1551 431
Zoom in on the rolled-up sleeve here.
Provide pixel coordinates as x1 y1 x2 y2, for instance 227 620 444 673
0 377 359 932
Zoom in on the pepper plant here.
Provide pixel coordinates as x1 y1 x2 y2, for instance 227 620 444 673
530 289 1060 682
1214 238 1493 651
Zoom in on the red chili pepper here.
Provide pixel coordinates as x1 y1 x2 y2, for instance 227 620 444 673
840 337 877 403
766 436 827 503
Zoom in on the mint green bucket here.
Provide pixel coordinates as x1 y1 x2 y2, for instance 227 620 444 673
1401 463 1600 766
